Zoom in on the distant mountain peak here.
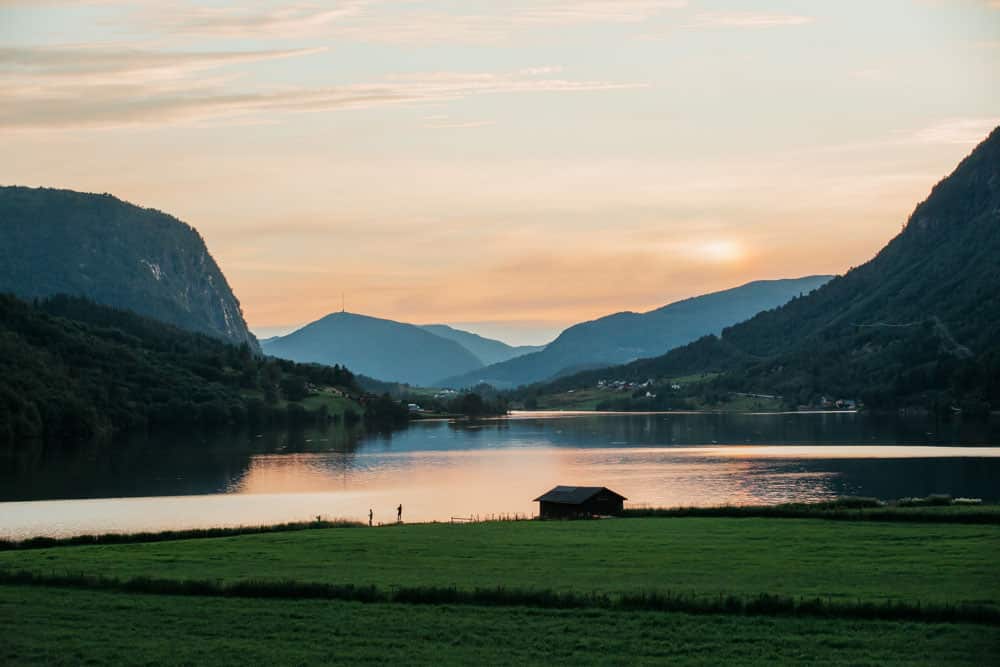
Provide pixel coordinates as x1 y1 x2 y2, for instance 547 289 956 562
264 311 485 386
441 275 832 389
420 324 546 366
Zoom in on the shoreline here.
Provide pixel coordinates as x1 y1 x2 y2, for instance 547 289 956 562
4 500 997 550
505 409 861 417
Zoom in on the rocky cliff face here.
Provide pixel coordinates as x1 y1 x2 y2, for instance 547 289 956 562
0 186 258 349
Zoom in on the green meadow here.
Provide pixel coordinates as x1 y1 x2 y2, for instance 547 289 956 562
2 515 998 665
3 518 997 608
4 586 998 667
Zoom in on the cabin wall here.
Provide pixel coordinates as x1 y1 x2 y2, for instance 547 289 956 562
538 495 624 519
585 493 624 516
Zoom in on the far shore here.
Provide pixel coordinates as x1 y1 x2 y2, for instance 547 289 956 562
505 408 861 417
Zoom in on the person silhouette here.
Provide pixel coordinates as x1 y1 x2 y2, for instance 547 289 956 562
368 508 373 527
397 503 402 523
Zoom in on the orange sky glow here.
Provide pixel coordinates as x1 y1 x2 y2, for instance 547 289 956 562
2 0 997 344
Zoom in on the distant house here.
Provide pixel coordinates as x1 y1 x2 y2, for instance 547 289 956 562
407 403 422 413
533 486 627 519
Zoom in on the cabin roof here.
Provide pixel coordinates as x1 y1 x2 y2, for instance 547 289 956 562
533 485 627 504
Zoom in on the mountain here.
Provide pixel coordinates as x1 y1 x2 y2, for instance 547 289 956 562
442 276 832 389
0 294 359 447
532 127 1000 412
419 324 545 365
262 312 484 386
0 186 257 349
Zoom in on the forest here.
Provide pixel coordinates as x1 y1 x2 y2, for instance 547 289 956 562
0 294 360 447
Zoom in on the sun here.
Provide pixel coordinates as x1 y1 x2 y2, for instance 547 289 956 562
698 239 744 264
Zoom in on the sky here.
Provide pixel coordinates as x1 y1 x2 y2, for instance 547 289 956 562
1 1 998 345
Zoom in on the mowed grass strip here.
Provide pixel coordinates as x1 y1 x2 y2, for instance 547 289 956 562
3 570 996 625
3 585 998 667
1 518 997 608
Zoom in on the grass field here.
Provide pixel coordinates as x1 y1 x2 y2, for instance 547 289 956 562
3 516 998 665
2 518 997 608
533 375 782 412
3 585 997 666
297 390 361 419
535 388 608 410
687 394 785 412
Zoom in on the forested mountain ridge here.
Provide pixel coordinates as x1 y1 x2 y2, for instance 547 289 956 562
0 294 359 447
528 127 1000 411
420 324 545 365
443 276 832 389
263 312 485 386
0 187 257 349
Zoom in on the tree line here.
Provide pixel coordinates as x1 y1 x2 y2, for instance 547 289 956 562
0 294 359 446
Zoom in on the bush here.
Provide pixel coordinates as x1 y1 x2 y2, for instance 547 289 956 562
898 495 954 507
826 497 883 509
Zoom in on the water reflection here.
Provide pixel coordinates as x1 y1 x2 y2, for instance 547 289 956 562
2 412 999 539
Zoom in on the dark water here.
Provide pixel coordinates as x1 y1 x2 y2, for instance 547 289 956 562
1 411 998 538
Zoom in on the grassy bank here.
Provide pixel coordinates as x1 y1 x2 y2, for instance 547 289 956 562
5 585 996 666
4 515 997 664
621 502 1000 524
3 501 995 553
2 518 996 610
0 519 363 552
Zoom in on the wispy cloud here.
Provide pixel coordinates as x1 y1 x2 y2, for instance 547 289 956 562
130 0 686 44
908 117 999 145
150 1 369 38
513 1 687 24
521 66 565 76
0 47 645 130
682 11 815 29
0 45 326 83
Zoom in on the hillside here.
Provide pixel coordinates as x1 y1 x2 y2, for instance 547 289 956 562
262 312 484 386
530 127 1000 412
443 276 831 389
420 324 544 365
0 294 359 447
0 187 257 348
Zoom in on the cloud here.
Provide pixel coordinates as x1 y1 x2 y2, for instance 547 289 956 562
0 47 646 130
907 117 999 145
520 66 564 76
0 45 326 82
512 1 688 24
682 11 814 29
6 0 689 46
129 0 686 44
150 1 369 38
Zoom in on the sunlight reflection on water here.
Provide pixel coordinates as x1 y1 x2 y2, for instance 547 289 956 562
2 412 999 539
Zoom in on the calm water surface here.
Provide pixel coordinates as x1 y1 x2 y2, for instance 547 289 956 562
2 411 999 539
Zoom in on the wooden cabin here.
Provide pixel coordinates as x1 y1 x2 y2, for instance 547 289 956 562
533 486 627 519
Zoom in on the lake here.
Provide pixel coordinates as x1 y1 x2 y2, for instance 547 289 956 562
2 411 999 539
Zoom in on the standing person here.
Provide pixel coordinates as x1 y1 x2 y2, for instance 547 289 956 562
397 503 402 523
368 508 373 527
